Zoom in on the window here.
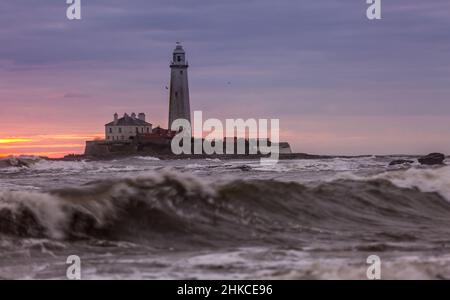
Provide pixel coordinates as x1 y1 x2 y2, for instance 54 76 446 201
136 127 139 133
119 128 122 133
175 92 178 98
147 128 150 133
180 70 183 75
177 56 181 62
109 128 112 133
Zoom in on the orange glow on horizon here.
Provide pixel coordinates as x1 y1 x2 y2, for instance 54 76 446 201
0 138 33 144
0 133 103 158
0 151 80 159
0 143 84 149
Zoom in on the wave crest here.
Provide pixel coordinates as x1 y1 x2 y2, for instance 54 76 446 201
1 171 450 248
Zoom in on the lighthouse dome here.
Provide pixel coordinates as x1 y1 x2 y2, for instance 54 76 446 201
173 44 185 54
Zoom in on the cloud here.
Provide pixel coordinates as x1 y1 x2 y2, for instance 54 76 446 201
63 92 91 99
1 0 450 155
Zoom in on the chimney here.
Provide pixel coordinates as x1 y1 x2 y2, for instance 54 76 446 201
114 113 118 125
138 113 146 122
131 112 136 119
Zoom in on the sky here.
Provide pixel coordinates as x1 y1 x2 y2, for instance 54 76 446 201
1 0 450 157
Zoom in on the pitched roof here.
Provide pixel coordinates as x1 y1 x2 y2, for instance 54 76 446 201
105 114 152 126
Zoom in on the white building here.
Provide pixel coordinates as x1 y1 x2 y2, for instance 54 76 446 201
105 113 152 142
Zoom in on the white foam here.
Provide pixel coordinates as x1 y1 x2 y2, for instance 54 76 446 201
134 156 161 161
31 160 92 171
205 158 222 162
249 157 385 173
329 165 450 202
374 166 450 201
0 190 67 239
18 159 153 175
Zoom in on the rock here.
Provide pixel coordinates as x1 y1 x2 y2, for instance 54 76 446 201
0 157 32 168
389 159 414 166
418 153 446 165
0 160 9 169
236 165 252 172
8 157 32 167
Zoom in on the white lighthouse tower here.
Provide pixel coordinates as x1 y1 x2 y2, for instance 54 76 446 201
168 43 191 130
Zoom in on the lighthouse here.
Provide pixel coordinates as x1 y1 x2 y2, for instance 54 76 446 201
168 43 191 131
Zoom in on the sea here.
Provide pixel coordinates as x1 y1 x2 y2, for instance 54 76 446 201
1 155 450 280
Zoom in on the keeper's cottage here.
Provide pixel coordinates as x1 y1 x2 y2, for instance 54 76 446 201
105 113 152 141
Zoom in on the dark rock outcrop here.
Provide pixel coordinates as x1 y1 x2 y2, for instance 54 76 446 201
418 153 446 166
389 159 414 166
0 157 35 168
235 165 252 172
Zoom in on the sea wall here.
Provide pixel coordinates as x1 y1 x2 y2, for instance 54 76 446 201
84 139 293 158
85 141 136 157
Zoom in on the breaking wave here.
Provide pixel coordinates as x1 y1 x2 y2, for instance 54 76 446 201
334 165 450 202
2 170 450 249
0 156 41 169
0 156 155 175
